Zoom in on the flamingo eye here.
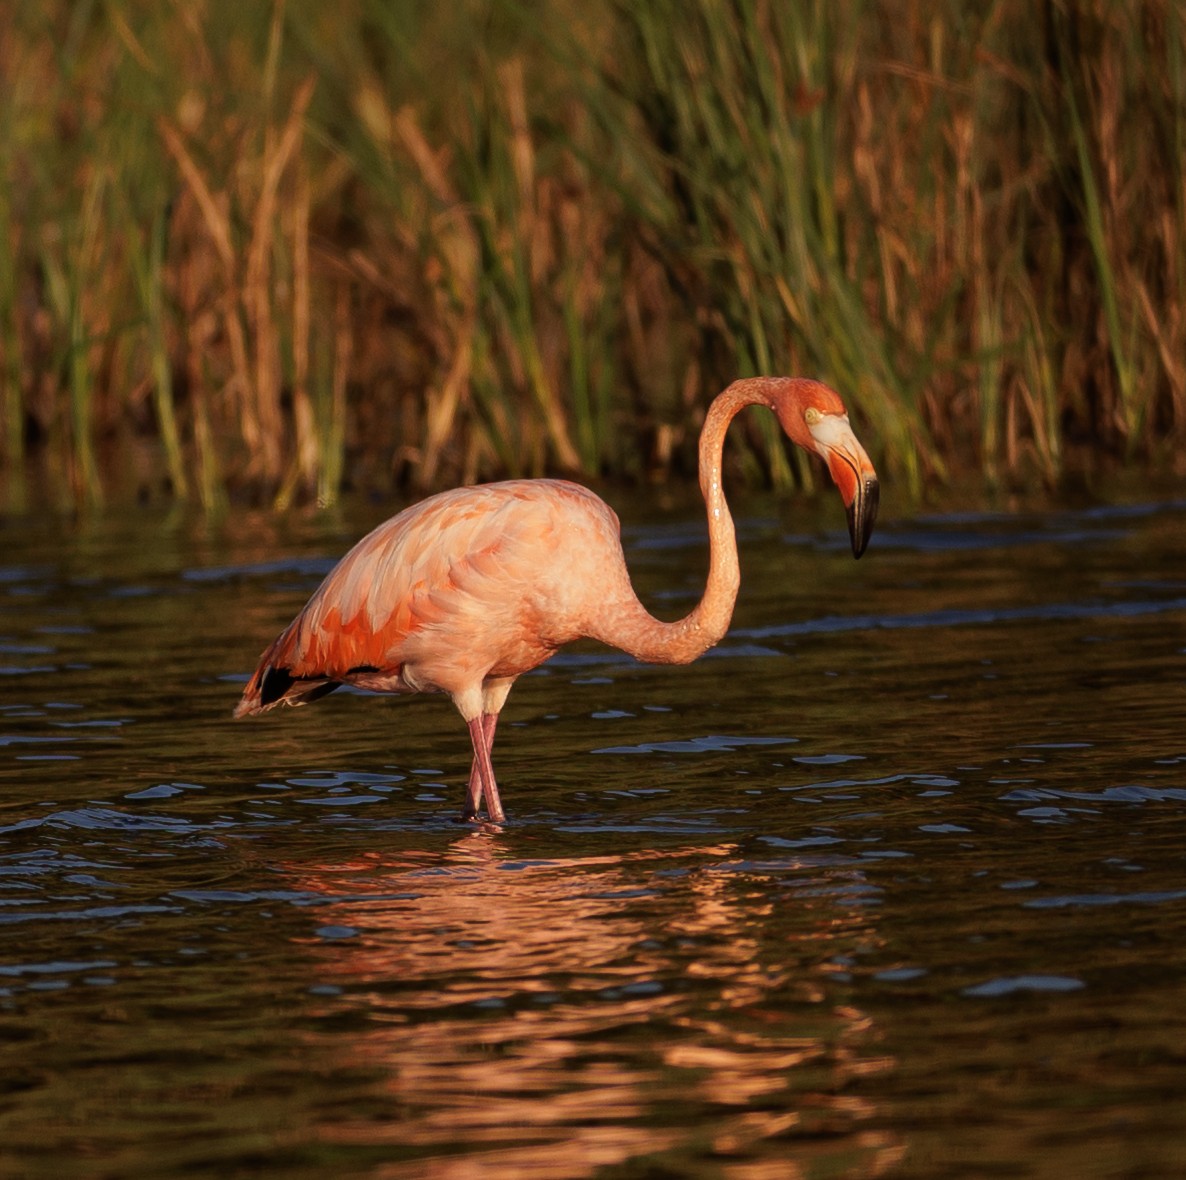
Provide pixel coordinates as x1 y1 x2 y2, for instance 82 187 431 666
804 406 823 426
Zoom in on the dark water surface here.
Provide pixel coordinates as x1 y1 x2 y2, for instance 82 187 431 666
2 493 1185 1178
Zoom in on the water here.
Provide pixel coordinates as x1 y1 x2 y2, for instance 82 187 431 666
2 494 1185 1178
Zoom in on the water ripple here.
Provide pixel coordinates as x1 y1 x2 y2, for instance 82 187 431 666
737 594 1186 639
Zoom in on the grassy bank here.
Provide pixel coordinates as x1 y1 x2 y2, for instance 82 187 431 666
1 0 1183 512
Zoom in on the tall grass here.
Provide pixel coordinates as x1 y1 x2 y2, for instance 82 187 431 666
0 0 1183 511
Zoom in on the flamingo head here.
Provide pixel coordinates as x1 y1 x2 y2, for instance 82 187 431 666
769 379 880 558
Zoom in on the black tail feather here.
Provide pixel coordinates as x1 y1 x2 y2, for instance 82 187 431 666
259 665 294 707
252 665 342 712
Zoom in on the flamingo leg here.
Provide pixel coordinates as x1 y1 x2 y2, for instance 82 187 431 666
463 714 490 815
463 713 504 822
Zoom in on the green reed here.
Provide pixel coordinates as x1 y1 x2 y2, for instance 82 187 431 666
0 0 1183 511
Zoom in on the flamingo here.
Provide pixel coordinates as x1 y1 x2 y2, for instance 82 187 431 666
234 377 879 823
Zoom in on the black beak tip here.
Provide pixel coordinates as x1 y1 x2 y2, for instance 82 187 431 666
847 476 880 559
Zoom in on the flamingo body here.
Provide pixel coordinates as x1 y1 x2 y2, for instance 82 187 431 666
236 377 879 822
238 479 626 711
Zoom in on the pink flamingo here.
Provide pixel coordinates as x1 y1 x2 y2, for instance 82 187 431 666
235 377 879 822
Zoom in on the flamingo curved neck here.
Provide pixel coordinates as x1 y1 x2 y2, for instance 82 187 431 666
596 380 770 666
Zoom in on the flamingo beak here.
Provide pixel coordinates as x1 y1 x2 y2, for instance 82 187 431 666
845 470 880 558
810 415 880 558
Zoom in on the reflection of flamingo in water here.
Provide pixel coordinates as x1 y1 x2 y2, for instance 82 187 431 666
234 377 879 822
286 835 902 1173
